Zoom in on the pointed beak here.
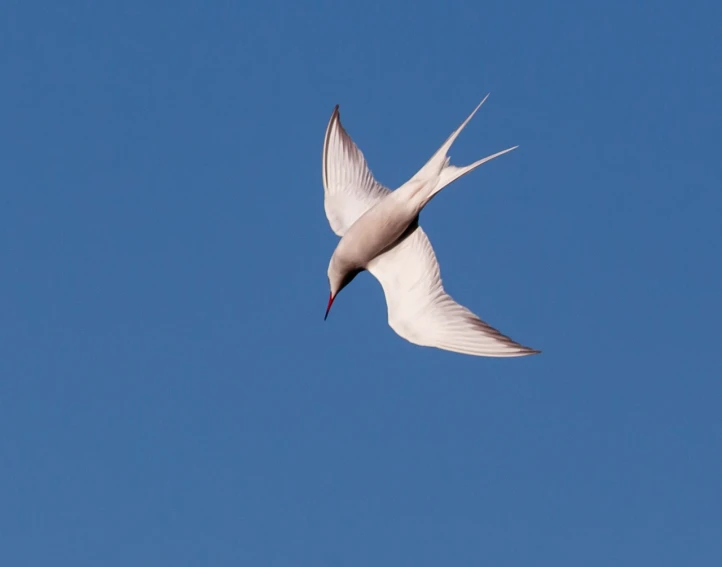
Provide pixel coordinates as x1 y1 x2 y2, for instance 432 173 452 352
324 292 335 321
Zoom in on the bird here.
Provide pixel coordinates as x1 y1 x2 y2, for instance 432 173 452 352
322 95 540 357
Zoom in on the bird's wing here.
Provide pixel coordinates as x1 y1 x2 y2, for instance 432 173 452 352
367 227 540 357
322 105 391 236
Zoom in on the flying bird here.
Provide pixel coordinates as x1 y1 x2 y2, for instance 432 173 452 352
322 95 540 357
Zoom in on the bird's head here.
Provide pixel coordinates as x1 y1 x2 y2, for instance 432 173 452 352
325 262 362 321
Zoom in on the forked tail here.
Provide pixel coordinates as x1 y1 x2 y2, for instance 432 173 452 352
410 94 517 207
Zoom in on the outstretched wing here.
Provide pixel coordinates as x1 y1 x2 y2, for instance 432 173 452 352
322 105 391 236
367 227 540 357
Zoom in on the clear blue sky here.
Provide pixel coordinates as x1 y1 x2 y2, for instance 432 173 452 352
2 1 720 565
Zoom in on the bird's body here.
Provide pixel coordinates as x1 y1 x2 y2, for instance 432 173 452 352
329 188 418 278
322 96 540 357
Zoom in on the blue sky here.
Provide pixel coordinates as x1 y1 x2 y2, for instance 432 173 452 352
1 1 720 565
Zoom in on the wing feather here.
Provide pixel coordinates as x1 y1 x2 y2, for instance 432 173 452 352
367 228 540 357
322 106 390 236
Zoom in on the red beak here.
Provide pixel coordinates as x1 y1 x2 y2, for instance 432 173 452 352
324 292 335 321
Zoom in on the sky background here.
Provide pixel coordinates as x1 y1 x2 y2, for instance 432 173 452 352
1 1 721 565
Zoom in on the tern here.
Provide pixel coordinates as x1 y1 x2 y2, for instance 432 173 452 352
322 95 540 357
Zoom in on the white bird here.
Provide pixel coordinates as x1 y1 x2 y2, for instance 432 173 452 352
322 95 540 357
